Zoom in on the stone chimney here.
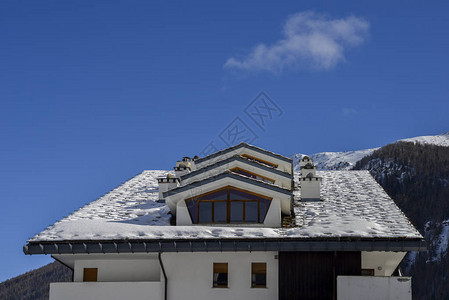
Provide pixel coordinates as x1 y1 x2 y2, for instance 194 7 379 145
299 155 313 168
157 174 180 201
299 156 322 200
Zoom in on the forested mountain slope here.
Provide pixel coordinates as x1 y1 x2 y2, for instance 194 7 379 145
0 262 72 300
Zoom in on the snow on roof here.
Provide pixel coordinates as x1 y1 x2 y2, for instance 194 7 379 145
28 170 422 243
293 171 421 238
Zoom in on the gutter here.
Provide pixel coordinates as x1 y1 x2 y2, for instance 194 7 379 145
158 253 168 300
24 238 427 255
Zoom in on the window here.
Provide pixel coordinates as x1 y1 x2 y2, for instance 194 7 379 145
241 154 278 168
213 263 228 288
251 263 266 288
361 269 375 276
83 268 98 282
230 167 275 184
185 187 272 224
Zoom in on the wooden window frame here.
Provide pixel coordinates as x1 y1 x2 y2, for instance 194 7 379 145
186 186 272 224
241 154 278 168
83 268 98 282
251 262 267 288
229 167 275 184
213 263 228 288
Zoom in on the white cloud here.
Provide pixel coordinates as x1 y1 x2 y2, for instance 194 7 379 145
224 11 369 74
342 108 358 116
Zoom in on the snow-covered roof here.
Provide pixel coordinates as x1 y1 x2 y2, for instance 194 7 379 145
27 170 422 244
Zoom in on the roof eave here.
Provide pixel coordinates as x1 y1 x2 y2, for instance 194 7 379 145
24 237 427 255
164 171 292 198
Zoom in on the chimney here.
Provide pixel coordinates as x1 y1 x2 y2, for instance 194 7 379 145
157 174 180 202
299 156 322 200
174 157 193 178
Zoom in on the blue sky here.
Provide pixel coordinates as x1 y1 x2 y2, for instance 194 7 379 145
1 0 448 281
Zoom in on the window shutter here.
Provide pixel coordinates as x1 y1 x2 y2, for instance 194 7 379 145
214 263 228 273
83 268 98 282
252 263 266 274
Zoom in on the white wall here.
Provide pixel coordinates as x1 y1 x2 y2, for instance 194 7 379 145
67 254 160 282
162 252 278 300
50 282 162 300
337 276 411 300
263 198 281 227
361 251 406 276
176 199 193 225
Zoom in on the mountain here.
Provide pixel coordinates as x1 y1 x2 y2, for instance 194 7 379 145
400 131 449 147
292 131 449 171
0 262 72 300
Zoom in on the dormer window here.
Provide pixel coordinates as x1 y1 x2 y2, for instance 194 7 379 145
185 186 272 224
230 167 275 184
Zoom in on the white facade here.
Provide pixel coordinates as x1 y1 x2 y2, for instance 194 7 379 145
361 251 407 276
50 250 411 300
337 276 412 300
50 282 162 300
163 252 278 300
52 252 277 300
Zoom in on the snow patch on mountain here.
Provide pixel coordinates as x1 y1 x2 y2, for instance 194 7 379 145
292 148 377 171
292 132 449 171
400 131 449 147
424 219 449 263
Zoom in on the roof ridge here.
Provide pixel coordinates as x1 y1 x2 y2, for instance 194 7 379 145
195 142 292 164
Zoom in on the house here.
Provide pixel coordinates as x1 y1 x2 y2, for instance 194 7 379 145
24 142 425 300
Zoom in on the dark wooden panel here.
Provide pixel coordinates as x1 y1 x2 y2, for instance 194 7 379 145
335 251 361 277
279 251 361 300
279 252 333 300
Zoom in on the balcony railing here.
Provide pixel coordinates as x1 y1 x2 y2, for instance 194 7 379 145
337 276 412 300
49 281 162 300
